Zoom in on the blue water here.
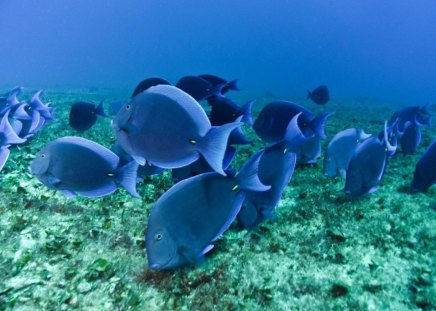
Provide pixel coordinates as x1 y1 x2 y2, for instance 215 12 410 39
1 1 436 102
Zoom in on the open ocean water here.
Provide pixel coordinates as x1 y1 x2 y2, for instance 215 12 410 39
1 1 435 310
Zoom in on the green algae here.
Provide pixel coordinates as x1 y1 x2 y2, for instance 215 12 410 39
0 90 435 310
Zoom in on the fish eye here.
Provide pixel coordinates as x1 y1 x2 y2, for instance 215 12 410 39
41 154 46 158
125 104 131 110
154 233 163 241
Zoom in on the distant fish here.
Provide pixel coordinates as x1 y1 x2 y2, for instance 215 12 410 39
344 122 396 196
253 100 333 143
411 138 436 193
175 76 221 101
29 136 139 198
198 74 240 95
389 104 432 132
307 85 330 105
324 128 371 178
69 101 105 132
146 151 270 270
208 97 253 126
238 113 307 229
113 85 241 175
131 77 171 98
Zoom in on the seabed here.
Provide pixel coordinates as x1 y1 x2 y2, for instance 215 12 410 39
0 89 435 310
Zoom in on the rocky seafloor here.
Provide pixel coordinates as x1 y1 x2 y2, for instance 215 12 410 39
0 89 435 311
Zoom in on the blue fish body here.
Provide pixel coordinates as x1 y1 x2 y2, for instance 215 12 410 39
176 76 221 101
401 122 421 155
238 113 307 228
324 128 371 178
29 137 139 198
69 101 105 132
198 74 240 95
253 100 332 143
113 85 240 175
146 152 270 270
411 138 436 193
344 123 396 196
307 85 330 105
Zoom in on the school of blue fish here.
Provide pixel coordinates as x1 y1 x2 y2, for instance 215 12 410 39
1 76 434 270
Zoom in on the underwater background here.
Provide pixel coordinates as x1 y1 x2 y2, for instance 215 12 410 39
0 1 435 310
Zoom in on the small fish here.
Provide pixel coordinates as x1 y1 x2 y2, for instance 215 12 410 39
411 138 436 193
175 76 221 101
400 122 421 155
146 151 270 270
113 85 241 175
131 77 171 98
69 101 105 132
198 74 240 95
307 85 330 105
29 136 139 198
344 122 396 196
253 100 333 143
389 104 432 132
324 128 371 178
208 97 253 126
238 113 307 229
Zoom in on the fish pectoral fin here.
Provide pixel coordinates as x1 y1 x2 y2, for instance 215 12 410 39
47 174 62 187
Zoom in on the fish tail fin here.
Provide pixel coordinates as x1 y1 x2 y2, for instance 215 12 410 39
240 99 254 125
311 112 334 139
229 127 250 145
115 160 140 198
236 150 271 192
283 112 308 150
95 100 106 117
0 112 27 145
226 79 240 91
223 146 237 169
198 120 242 175
0 148 10 171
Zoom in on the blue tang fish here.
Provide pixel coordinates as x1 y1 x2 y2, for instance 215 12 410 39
389 104 432 132
198 74 240 95
411 138 436 193
324 128 371 178
113 85 241 175
344 122 396 196
69 101 106 132
175 76 222 101
131 77 171 98
307 85 330 105
29 137 139 198
0 111 27 171
146 151 270 270
400 122 421 155
253 100 333 143
238 113 307 229
208 97 253 126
